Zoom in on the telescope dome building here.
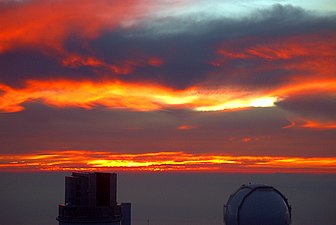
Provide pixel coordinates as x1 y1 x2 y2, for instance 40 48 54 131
224 184 291 225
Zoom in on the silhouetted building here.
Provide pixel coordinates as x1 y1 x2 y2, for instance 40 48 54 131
224 184 291 225
57 172 131 225
121 203 131 225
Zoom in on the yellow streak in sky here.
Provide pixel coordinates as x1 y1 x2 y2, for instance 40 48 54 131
1 78 335 113
195 96 277 111
0 150 335 173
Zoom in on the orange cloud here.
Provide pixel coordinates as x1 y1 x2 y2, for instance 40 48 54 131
177 125 195 130
0 150 335 173
270 78 336 97
302 120 336 129
242 137 252 143
0 0 155 53
284 119 336 130
210 33 336 95
213 32 336 62
0 77 335 113
0 78 283 113
246 34 336 60
62 54 164 75
147 57 164 67
205 33 336 122
0 79 197 112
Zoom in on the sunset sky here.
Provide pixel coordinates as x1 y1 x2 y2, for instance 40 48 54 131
1 0 336 173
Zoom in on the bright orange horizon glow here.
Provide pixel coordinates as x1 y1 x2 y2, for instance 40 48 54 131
0 150 335 173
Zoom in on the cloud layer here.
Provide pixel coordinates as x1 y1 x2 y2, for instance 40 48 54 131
1 150 335 173
1 1 335 170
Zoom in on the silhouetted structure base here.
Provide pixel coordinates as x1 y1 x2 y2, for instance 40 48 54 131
57 172 131 225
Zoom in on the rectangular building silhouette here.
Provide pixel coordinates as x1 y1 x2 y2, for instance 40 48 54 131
57 172 131 225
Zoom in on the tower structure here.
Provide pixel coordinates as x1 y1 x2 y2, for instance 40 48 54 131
57 172 131 225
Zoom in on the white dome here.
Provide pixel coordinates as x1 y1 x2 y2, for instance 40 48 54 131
224 184 291 225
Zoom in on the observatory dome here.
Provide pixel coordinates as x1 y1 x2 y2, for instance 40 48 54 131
224 184 291 225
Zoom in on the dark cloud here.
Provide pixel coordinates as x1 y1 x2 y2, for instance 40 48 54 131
276 92 336 120
1 4 335 90
1 103 335 156
92 4 336 89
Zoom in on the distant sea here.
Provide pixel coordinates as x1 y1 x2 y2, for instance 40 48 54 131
0 172 335 225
